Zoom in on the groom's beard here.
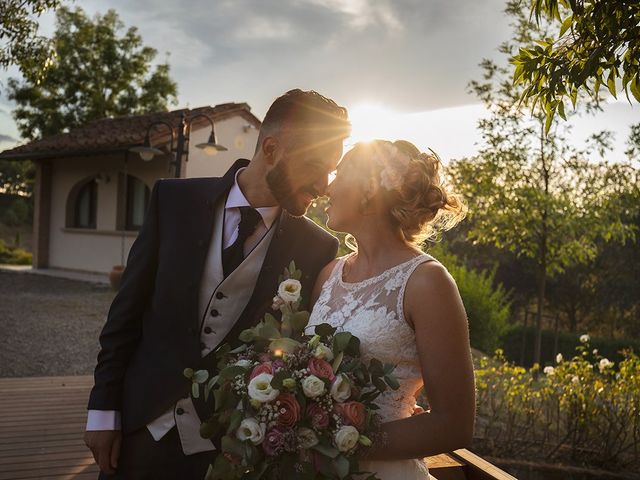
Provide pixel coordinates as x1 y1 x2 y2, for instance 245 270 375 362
266 161 312 217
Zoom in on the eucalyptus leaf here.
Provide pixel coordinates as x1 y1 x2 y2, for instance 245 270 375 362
193 369 209 384
192 382 200 399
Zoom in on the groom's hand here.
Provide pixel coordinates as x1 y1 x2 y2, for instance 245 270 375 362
84 430 122 474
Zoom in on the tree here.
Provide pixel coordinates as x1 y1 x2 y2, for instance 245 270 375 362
450 1 636 366
511 0 640 129
0 0 61 81
7 6 178 141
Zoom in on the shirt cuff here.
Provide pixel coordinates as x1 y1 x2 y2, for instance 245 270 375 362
86 410 121 431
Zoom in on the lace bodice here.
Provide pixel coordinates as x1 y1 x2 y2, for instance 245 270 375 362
308 253 435 422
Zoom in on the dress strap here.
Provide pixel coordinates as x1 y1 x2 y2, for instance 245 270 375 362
397 254 437 328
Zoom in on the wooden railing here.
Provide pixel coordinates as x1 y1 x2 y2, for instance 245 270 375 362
0 376 516 480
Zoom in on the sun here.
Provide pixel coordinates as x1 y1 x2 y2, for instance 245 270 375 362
346 103 402 146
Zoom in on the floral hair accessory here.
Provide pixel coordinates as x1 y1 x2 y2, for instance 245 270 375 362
370 142 411 192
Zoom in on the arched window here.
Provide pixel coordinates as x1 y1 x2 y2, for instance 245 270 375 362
125 175 150 231
73 180 97 229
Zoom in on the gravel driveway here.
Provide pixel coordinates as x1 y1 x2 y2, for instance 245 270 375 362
0 270 116 377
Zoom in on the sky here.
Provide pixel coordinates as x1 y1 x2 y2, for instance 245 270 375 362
0 0 637 163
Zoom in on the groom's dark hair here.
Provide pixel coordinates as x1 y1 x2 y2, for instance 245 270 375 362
256 89 350 151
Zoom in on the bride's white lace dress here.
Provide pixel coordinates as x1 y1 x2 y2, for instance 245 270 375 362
307 253 436 480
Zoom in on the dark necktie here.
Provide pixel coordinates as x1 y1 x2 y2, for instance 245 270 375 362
222 206 262 277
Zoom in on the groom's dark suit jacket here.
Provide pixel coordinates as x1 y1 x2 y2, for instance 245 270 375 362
88 159 339 434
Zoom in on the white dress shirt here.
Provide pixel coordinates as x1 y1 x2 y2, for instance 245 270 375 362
86 168 280 452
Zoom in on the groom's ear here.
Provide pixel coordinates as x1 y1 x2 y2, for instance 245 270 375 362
262 137 278 165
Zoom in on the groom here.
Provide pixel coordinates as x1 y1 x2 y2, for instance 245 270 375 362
85 89 350 479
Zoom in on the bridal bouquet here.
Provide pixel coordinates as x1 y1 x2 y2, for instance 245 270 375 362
185 262 399 480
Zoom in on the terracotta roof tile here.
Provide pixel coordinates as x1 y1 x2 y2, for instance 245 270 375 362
0 103 260 160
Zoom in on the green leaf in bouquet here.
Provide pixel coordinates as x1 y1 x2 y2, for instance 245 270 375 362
222 435 246 457
368 358 384 378
264 313 280 331
226 410 243 435
290 311 310 332
192 382 200 399
372 377 387 393
239 328 256 343
230 344 248 354
270 369 290 390
193 369 209 384
312 442 339 459
289 260 297 274
384 374 400 390
245 462 269 480
200 417 222 439
332 332 353 354
315 323 337 338
220 365 247 380
257 321 281 340
183 368 194 379
204 375 219 403
332 351 344 372
269 337 301 354
280 315 293 338
345 335 360 356
208 449 234 480
382 363 395 375
334 455 350 479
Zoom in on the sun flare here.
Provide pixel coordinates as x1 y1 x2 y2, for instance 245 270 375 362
346 103 401 146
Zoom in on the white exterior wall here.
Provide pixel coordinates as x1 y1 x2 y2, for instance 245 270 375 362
48 154 168 274
45 114 259 274
184 116 258 178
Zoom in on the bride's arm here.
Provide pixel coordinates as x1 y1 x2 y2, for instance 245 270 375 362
367 261 476 460
309 258 340 308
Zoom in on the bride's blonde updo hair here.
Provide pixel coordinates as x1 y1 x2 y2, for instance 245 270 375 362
347 139 467 244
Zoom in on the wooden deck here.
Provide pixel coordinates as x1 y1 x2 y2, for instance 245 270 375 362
0 376 515 480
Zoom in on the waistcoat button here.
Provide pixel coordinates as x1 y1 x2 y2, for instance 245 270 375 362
210 309 219 317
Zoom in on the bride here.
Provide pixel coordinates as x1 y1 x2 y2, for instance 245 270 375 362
307 140 476 479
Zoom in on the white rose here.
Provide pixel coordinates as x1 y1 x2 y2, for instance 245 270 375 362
334 425 359 452
278 279 302 303
236 417 266 445
234 359 253 368
248 373 279 403
599 358 613 372
543 366 555 376
556 353 563 364
330 374 351 403
301 375 326 398
313 343 334 362
579 334 590 343
297 427 319 449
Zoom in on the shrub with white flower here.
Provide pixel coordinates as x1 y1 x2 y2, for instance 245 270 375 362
475 346 639 472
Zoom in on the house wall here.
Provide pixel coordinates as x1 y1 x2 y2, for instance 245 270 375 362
47 153 168 274
45 115 259 274
184 115 258 178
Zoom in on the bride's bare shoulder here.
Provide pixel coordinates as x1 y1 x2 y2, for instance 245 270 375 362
405 259 464 328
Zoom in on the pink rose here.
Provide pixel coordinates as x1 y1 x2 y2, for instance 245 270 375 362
334 401 366 430
250 362 274 380
276 393 301 428
262 427 286 456
306 402 329 430
308 357 335 381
